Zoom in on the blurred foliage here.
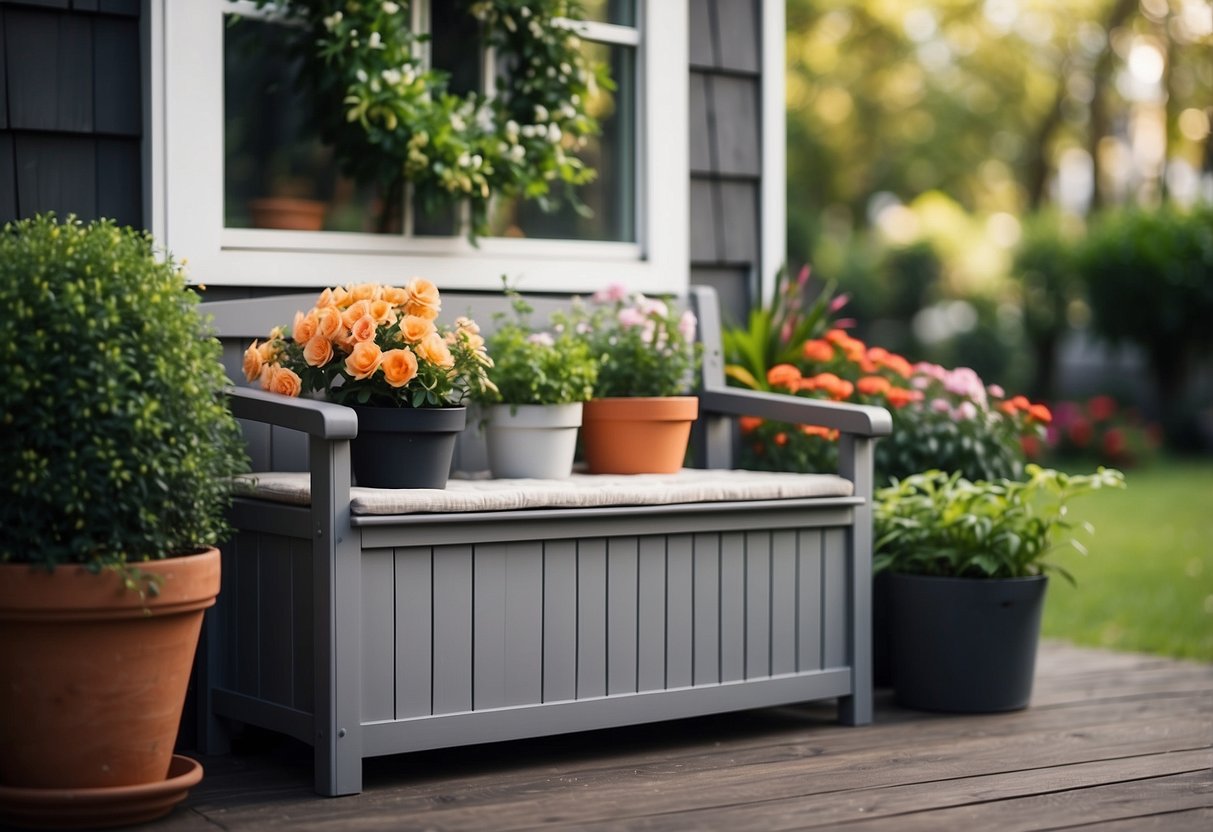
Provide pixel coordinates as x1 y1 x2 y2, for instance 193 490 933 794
1075 203 1213 440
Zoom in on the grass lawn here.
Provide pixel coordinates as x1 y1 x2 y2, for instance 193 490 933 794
1041 456 1213 662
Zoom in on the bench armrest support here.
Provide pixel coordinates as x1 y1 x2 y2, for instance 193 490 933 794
699 388 892 438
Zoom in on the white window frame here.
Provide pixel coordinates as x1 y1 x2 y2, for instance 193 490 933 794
148 0 688 294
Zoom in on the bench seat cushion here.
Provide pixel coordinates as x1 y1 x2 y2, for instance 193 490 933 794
234 469 854 515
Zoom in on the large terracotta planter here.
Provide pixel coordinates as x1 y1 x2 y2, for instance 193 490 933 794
0 547 220 826
581 396 699 474
349 404 467 489
485 403 583 479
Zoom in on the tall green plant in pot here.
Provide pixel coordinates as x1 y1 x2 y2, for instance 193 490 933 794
0 215 247 828
874 465 1124 712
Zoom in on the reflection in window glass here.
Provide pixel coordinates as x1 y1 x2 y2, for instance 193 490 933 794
223 18 401 234
580 0 636 26
487 42 635 242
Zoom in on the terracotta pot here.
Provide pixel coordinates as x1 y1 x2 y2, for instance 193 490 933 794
581 396 699 474
248 197 327 231
0 548 220 792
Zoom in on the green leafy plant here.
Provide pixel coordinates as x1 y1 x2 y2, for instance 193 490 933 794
241 0 613 237
722 264 846 390
873 465 1125 583
574 284 702 398
0 214 248 570
477 286 598 405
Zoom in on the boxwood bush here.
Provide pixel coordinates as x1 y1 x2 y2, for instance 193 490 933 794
0 215 247 569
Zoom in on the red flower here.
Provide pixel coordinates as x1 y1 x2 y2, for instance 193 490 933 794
1027 403 1053 424
1088 395 1117 422
1102 428 1126 458
1068 419 1093 448
739 416 763 434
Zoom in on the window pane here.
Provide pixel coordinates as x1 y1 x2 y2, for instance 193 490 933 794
223 17 402 234
580 0 636 26
487 42 635 242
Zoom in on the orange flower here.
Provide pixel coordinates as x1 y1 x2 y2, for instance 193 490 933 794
315 286 348 308
400 314 437 343
315 306 344 340
345 340 383 380
802 339 834 363
739 416 763 433
368 299 395 324
774 432 788 447
1009 395 1031 411
293 310 317 344
857 376 891 396
1028 403 1053 424
347 282 381 304
885 387 922 409
380 348 419 388
242 341 263 382
867 347 890 364
416 333 454 368
831 379 855 401
381 285 409 306
882 354 914 379
800 425 840 441
266 366 301 397
824 329 850 345
342 299 373 329
303 335 334 367
350 314 378 344
766 363 802 390
405 278 442 320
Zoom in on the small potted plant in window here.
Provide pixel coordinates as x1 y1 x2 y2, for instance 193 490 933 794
0 215 247 828
473 288 599 479
873 464 1125 713
247 280 493 488
573 284 702 474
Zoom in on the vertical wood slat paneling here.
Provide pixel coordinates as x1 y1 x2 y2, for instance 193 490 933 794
665 535 693 689
474 542 543 709
770 530 798 676
606 538 638 695
745 531 770 679
361 549 395 722
432 545 473 714
576 539 607 699
692 533 720 685
394 547 432 718
542 541 577 703
258 534 293 706
823 529 849 668
291 536 314 712
719 532 745 683
235 532 260 695
797 530 823 672
637 537 667 692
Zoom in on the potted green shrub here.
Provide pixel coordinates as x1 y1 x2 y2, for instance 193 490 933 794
0 215 247 828
474 290 599 479
874 464 1125 712
574 285 703 474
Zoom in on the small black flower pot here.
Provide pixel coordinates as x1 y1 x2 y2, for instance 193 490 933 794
888 573 1048 713
348 405 466 489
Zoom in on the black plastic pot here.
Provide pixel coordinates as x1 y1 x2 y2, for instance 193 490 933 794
887 573 1048 713
348 405 466 489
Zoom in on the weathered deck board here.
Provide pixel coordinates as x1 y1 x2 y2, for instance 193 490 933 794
155 643 1212 831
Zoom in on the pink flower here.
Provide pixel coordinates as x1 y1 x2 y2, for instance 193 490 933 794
953 401 978 421
987 384 1005 399
617 307 646 328
637 295 669 318
829 293 850 314
930 398 951 414
678 310 697 342
592 283 629 303
526 332 555 347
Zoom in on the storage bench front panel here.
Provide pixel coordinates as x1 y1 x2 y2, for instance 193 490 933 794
358 527 851 724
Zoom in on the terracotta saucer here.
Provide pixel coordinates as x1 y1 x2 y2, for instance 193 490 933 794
0 754 203 829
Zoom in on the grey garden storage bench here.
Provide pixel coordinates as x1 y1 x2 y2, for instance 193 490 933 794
199 286 891 796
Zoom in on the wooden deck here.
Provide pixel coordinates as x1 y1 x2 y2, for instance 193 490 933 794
155 642 1212 831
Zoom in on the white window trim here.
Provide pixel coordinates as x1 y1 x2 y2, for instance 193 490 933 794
149 0 688 294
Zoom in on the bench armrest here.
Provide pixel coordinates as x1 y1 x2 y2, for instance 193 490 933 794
225 387 359 440
699 388 892 438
